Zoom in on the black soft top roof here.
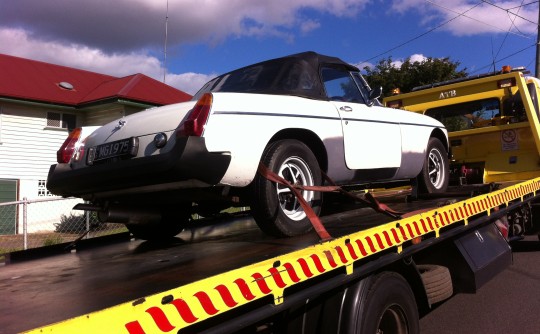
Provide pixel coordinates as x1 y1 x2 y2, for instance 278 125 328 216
194 51 359 100
267 51 359 72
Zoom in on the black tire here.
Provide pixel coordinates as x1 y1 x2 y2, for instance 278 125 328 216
251 139 322 237
417 264 453 305
417 137 449 194
126 205 191 241
342 272 420 334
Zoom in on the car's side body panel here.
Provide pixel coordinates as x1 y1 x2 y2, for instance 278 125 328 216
202 92 442 187
334 101 403 169
204 93 343 186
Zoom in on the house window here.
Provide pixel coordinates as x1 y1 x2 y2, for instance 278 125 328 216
47 112 76 131
38 180 53 197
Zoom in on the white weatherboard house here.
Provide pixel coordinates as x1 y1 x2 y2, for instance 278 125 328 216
0 54 191 234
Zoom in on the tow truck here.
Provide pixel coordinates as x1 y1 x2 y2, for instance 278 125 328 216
3 67 540 333
384 66 540 186
384 65 540 240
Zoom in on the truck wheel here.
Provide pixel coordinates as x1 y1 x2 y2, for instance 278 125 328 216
417 264 453 305
126 206 191 241
342 272 419 334
252 139 322 237
418 137 449 194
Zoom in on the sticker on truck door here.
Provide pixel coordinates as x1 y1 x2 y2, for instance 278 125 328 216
501 129 518 151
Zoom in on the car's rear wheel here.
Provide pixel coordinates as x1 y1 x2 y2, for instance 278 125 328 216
251 139 322 237
126 205 191 241
417 137 449 194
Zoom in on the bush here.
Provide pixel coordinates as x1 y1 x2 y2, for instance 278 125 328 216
43 235 64 246
55 213 99 234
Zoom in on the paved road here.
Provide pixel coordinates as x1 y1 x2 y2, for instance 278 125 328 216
420 235 540 334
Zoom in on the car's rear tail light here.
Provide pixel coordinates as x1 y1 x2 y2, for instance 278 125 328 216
57 128 82 163
177 93 212 137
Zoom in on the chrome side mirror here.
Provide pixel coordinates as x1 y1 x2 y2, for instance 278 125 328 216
368 86 383 106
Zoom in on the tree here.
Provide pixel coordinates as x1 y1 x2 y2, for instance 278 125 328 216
363 57 468 97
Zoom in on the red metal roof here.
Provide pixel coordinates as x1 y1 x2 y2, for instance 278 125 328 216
0 54 191 107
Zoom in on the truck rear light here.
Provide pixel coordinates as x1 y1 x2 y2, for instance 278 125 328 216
386 100 402 109
177 93 212 137
498 78 516 88
57 128 82 163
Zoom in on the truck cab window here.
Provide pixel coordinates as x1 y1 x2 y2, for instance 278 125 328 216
426 98 500 132
527 82 539 117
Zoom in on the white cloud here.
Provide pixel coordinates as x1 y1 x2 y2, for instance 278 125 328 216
1 0 370 53
409 54 428 63
390 0 537 37
0 28 160 77
393 54 429 67
166 72 217 95
3 0 532 96
358 54 429 70
300 20 322 34
356 61 375 70
0 28 208 94
0 0 371 95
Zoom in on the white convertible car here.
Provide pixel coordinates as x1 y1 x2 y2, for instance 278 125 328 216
47 52 449 240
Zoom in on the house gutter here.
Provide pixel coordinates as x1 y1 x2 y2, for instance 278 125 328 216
0 97 76 111
1 97 165 111
116 99 157 109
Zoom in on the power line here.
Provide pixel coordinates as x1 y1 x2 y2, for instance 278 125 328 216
470 42 537 74
481 0 539 26
492 0 527 69
478 0 539 75
362 2 483 63
427 0 531 38
507 1 539 11
362 0 532 64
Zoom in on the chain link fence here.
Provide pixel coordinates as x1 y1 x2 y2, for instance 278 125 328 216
0 197 126 257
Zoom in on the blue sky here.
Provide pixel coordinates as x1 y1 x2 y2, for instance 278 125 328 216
1 0 538 95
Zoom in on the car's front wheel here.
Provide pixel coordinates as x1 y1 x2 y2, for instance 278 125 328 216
417 137 449 194
251 139 322 237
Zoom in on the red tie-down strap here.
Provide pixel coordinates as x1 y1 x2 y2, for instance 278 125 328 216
258 162 334 241
257 162 409 242
319 172 405 219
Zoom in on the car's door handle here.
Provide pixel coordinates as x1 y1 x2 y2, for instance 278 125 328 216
339 106 353 112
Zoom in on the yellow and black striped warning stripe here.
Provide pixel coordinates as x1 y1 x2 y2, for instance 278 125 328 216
26 178 540 334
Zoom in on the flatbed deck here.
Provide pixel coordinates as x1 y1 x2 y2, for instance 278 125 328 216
1 190 443 333
2 180 538 334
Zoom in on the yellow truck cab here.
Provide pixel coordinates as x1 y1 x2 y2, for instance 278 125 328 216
384 67 540 185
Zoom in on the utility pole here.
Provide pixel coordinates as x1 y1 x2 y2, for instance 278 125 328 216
163 0 169 83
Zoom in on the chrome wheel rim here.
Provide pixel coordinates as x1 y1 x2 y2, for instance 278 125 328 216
428 148 445 189
276 156 315 221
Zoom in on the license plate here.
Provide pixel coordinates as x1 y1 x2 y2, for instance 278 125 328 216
87 137 139 165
